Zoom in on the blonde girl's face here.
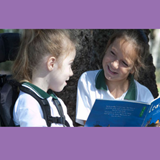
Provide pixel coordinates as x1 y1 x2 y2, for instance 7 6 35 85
48 48 76 92
102 38 137 83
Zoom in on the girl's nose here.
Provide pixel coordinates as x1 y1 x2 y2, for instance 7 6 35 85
111 60 119 69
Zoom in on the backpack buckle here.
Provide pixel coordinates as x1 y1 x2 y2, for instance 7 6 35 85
48 116 65 125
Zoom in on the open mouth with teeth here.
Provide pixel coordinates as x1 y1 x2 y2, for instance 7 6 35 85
108 66 118 75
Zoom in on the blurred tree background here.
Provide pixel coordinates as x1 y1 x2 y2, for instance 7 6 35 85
0 29 160 126
149 29 160 92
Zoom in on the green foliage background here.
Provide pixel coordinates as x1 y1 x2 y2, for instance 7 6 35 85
0 61 13 73
0 29 18 73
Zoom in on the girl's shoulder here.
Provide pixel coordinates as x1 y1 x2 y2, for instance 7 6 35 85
134 80 151 92
16 91 40 108
79 69 101 81
134 80 154 102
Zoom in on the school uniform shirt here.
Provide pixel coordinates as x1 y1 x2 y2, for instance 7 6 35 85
13 82 73 127
76 69 154 125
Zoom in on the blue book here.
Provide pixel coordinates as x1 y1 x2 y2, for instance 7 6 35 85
84 97 160 127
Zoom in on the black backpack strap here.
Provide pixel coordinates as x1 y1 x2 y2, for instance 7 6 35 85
51 98 70 127
19 85 70 127
19 85 51 127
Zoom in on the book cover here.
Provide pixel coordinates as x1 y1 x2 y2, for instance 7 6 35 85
143 97 160 127
84 97 160 127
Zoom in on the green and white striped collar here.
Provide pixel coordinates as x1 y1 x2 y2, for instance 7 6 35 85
95 69 137 100
22 82 58 99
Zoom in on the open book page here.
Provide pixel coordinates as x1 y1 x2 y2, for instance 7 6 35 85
84 99 151 127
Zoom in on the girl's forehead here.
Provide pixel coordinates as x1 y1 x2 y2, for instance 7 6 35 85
112 38 132 48
109 38 137 62
57 47 76 61
112 38 136 55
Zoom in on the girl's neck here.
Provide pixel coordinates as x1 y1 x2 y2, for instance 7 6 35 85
106 79 129 99
31 77 48 92
31 64 50 92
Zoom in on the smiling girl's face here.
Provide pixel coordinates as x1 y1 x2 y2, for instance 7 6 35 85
102 38 137 84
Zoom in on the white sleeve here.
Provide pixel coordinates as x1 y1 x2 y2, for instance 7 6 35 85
76 72 92 125
13 93 47 127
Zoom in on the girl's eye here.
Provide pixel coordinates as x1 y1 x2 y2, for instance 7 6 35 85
110 51 115 56
122 61 128 67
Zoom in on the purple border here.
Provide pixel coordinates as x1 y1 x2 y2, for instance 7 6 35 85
1 0 160 29
1 1 160 160
0 128 160 160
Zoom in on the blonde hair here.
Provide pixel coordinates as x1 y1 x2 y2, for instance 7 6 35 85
12 29 75 82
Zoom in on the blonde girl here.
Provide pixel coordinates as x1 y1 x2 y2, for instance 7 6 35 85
13 29 76 127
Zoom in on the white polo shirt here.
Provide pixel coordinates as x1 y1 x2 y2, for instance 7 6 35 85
13 82 73 127
76 69 154 125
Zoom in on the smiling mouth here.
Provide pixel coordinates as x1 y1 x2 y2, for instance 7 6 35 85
108 66 118 75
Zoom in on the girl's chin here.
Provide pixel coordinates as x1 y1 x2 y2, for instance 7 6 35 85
104 72 117 81
52 85 66 93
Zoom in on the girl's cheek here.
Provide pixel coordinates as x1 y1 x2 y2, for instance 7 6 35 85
105 56 112 62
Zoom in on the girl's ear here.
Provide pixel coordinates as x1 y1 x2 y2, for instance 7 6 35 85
47 56 56 71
